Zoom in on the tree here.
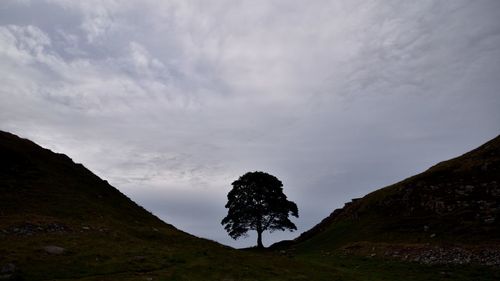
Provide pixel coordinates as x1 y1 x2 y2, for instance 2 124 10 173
221 171 298 248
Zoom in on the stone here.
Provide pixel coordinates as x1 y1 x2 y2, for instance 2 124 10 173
131 256 146 261
484 217 495 224
0 263 16 274
43 245 65 255
0 263 16 280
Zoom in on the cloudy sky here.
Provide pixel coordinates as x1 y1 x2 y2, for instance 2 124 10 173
1 0 499 248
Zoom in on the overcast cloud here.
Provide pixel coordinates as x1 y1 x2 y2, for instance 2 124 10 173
1 0 499 248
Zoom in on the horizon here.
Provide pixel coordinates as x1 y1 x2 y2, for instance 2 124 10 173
3 129 498 249
1 0 500 248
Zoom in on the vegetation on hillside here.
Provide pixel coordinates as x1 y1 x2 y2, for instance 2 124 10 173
272 135 500 270
1 130 499 280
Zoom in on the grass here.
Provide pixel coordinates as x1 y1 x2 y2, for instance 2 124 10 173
2 131 500 280
6 230 499 281
5 211 498 281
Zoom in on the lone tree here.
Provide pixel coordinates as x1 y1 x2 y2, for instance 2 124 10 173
221 171 298 248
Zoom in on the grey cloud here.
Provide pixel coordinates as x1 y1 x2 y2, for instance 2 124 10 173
1 0 499 248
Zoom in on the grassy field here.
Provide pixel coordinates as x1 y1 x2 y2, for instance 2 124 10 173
4 227 500 281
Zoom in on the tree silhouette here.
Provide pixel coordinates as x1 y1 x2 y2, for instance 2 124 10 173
221 171 298 248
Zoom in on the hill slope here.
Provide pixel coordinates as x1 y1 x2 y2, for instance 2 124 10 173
0 131 333 280
2 130 499 281
0 130 221 280
0 130 173 231
277 135 500 258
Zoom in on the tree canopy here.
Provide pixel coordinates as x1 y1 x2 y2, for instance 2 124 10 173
221 171 298 248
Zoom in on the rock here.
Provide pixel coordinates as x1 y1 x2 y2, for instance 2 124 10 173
131 256 146 262
3 223 68 236
0 274 11 279
0 263 17 280
440 271 452 278
82 226 90 230
0 263 16 274
43 245 65 255
484 217 495 224
430 233 436 238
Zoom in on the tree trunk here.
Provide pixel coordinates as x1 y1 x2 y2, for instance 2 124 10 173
256 229 263 248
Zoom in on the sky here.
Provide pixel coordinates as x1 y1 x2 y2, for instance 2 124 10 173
1 0 499 248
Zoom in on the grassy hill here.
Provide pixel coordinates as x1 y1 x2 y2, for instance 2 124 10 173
274 135 500 261
0 130 330 281
1 130 499 281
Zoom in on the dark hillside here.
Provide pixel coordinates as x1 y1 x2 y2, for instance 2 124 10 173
275 135 500 260
0 131 336 280
2 130 499 280
0 130 170 229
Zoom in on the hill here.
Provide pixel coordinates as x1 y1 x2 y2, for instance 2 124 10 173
0 130 173 232
0 131 332 280
273 135 500 265
1 130 499 281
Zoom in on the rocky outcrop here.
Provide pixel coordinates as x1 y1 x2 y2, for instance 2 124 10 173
342 242 500 267
0 222 69 237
